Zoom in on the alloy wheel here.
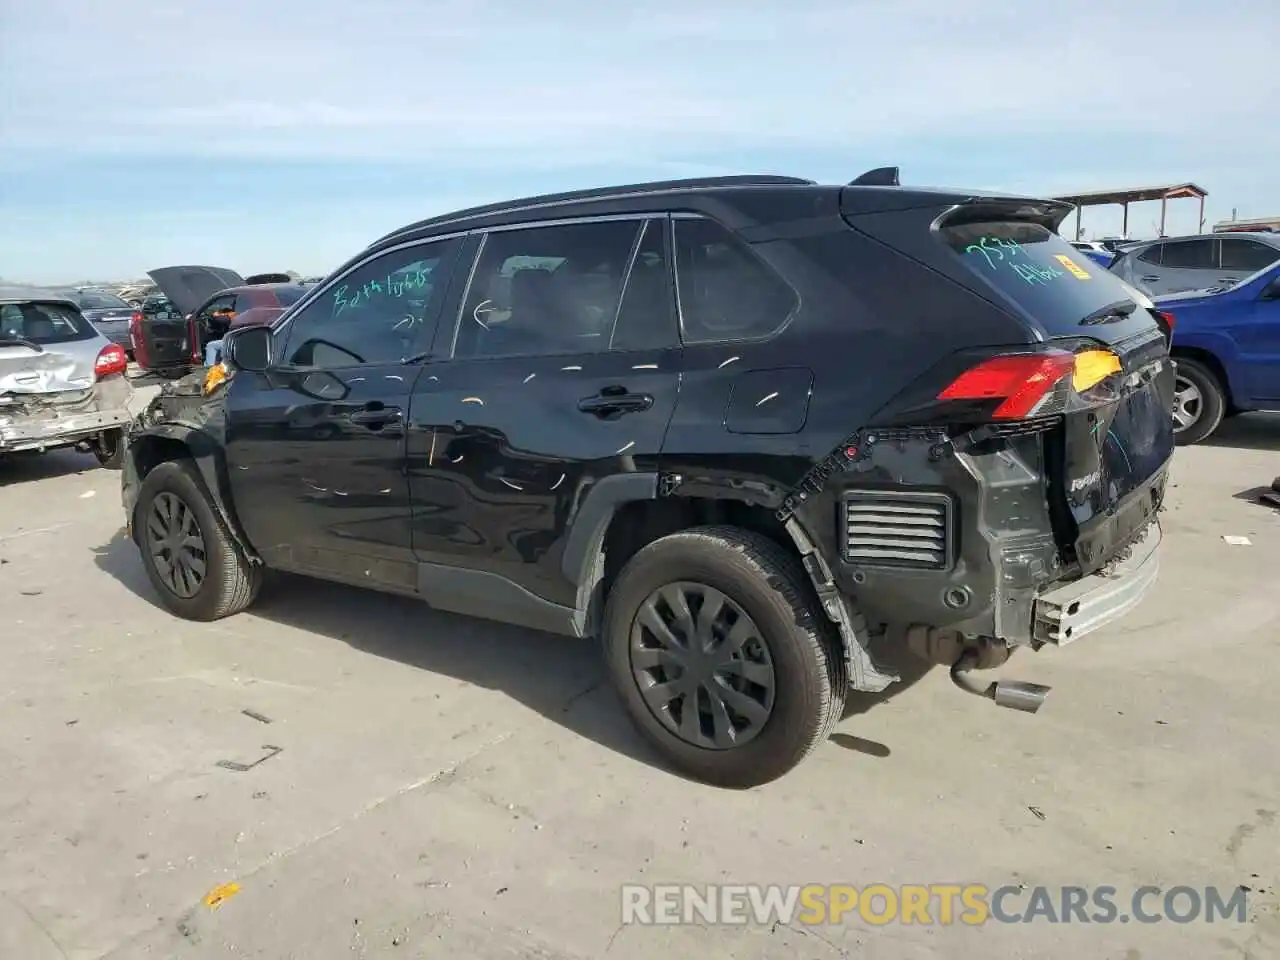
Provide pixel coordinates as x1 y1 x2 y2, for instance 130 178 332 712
1171 372 1203 433
629 581 776 750
145 491 207 598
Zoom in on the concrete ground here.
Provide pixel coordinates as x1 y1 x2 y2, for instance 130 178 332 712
1 392 1277 960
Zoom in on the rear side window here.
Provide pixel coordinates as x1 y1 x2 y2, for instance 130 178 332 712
938 219 1157 340
1136 244 1163 265
1219 238 1279 272
0 301 96 345
1159 239 1215 269
673 218 797 343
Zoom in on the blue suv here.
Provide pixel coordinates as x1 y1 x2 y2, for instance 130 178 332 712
1158 261 1280 443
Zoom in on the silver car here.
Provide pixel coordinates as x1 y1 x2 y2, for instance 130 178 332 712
0 285 134 467
1110 232 1280 296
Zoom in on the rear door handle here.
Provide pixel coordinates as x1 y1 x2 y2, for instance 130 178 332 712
1141 276 1160 282
577 387 653 418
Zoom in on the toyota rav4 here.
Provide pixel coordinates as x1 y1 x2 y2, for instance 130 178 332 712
121 170 1175 788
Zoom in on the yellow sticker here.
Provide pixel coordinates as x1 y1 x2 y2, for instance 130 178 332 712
1054 254 1091 280
204 882 241 909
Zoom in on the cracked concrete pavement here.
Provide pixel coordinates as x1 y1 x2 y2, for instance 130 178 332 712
1 390 1278 959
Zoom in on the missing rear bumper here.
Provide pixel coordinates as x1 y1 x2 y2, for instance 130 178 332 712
1032 521 1162 645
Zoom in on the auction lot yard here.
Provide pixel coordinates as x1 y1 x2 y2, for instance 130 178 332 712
2 393 1277 959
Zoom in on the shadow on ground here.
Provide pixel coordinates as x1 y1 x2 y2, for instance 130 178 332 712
92 528 931 783
0 449 104 487
1203 412 1280 451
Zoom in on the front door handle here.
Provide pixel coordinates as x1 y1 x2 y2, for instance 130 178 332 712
577 387 653 418
348 403 403 429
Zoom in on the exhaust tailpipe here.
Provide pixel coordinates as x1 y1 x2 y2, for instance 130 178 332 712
949 649 1050 714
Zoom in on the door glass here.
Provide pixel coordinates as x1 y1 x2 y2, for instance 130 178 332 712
609 219 677 351
280 239 459 368
673 218 798 343
1219 239 1280 272
1136 244 1163 265
1159 239 1214 269
452 219 642 360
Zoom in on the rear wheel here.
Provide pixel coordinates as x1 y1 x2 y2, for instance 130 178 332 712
135 460 261 620
1171 357 1226 445
91 429 125 469
602 526 846 789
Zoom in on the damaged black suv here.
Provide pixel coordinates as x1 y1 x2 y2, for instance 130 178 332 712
122 170 1175 788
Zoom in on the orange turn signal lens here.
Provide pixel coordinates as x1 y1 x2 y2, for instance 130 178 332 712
1072 349 1122 392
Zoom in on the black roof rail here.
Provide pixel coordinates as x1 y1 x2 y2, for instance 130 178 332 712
849 166 900 187
374 174 816 246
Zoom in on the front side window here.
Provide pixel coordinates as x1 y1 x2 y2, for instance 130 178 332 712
673 218 797 343
280 239 459 368
0 301 96 344
453 219 642 360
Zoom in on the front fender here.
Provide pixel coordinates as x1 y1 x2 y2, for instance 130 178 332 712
122 393 259 562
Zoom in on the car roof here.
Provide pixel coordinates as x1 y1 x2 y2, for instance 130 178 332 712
0 284 79 307
365 173 1058 254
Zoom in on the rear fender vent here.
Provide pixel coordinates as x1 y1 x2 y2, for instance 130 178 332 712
842 491 954 570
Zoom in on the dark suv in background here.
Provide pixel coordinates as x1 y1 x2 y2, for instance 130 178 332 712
122 171 1175 787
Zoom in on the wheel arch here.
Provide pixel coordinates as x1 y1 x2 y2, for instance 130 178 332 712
126 426 259 562
1170 343 1238 410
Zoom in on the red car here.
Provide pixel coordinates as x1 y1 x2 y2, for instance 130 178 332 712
132 266 309 375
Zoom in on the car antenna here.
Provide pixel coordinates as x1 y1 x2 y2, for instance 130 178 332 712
848 166 900 187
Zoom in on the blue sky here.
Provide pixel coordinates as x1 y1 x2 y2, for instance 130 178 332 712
1 0 1275 283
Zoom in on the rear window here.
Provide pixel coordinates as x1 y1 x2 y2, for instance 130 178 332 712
0 301 96 345
76 291 132 310
939 220 1157 342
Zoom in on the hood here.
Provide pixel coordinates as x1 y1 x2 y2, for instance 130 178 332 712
1154 287 1220 306
146 266 245 315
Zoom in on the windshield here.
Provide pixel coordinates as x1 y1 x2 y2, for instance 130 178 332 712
0 301 97 345
938 219 1159 343
76 290 132 310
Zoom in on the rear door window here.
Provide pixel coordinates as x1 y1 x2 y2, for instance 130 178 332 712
938 219 1158 342
1159 239 1215 269
0 301 96 344
1219 238 1279 272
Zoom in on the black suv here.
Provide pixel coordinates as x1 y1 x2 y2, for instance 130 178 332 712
121 171 1175 788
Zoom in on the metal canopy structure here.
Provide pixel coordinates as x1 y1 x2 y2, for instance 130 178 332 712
1053 182 1208 240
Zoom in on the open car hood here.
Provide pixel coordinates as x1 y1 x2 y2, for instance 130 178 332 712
146 266 245 315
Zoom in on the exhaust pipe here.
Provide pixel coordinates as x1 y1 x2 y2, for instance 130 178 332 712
949 649 1050 714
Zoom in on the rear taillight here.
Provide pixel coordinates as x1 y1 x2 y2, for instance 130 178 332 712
95 343 128 378
937 353 1076 420
129 312 142 349
1154 310 1175 345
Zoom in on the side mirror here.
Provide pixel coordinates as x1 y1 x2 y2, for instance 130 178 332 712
225 324 272 372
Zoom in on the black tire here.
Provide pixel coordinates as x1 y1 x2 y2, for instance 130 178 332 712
602 525 846 789
1172 357 1226 445
134 460 261 621
91 429 125 469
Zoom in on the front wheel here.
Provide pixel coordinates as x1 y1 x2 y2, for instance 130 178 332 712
135 460 261 620
602 526 846 789
1171 357 1226 445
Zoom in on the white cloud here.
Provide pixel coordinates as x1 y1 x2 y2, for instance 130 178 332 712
4 0 1277 164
